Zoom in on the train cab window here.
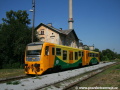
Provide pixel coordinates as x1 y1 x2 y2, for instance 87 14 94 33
52 47 55 55
45 46 49 55
63 50 67 60
56 48 61 56
75 52 78 60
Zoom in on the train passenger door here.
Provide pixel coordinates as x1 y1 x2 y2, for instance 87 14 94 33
44 45 55 69
82 50 88 66
44 46 49 69
49 46 55 68
82 50 86 66
69 51 73 64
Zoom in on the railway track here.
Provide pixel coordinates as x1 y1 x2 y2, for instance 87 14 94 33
0 62 116 90
0 75 28 83
37 62 117 90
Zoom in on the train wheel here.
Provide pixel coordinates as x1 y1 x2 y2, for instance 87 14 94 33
89 62 93 66
78 63 82 68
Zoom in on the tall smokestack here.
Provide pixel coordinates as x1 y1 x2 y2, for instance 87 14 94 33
68 0 74 29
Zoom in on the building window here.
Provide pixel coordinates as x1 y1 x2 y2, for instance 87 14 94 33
40 37 45 42
41 31 44 35
56 48 61 56
75 52 78 60
63 50 67 60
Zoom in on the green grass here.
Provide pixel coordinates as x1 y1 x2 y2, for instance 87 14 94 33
78 63 120 89
6 80 21 85
0 69 25 78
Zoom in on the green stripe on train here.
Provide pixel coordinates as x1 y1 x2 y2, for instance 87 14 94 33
54 56 82 69
89 57 99 64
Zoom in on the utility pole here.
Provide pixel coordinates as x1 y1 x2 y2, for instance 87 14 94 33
30 0 35 42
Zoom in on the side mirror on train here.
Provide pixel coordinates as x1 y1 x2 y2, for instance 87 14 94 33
24 64 28 66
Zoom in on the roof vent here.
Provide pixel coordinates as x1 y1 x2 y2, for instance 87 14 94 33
47 23 52 27
59 28 62 30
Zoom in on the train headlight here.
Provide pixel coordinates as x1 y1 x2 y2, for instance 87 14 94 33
34 64 40 67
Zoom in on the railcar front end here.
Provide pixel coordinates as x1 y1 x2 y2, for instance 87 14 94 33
24 42 44 75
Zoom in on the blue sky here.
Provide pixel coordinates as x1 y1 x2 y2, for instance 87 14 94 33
0 0 120 53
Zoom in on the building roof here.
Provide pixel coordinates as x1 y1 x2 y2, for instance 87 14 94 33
35 23 79 40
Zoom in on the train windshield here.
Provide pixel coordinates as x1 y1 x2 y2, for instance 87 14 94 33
27 50 41 55
26 45 42 61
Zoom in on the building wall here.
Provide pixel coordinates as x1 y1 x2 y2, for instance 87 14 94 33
36 25 79 48
89 46 94 51
59 35 66 45
67 32 79 48
36 26 60 44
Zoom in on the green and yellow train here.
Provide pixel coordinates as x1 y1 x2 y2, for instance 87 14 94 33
24 42 100 75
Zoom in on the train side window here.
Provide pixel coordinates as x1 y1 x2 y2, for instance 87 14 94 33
95 54 98 57
91 53 93 57
90 53 92 57
79 51 83 57
96 54 98 57
56 48 61 56
52 47 55 55
82 52 84 56
92 53 93 57
63 50 67 60
45 46 49 55
79 51 81 57
75 52 78 60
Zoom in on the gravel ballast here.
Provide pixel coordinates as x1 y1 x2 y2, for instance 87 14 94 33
0 62 115 90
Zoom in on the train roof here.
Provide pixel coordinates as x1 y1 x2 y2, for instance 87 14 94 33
27 42 99 53
54 43 83 51
27 42 44 46
89 50 99 53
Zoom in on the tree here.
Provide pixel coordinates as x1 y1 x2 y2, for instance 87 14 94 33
101 49 117 61
0 10 32 68
2 10 30 25
93 48 100 52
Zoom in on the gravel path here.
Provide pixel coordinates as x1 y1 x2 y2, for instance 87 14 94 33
0 62 115 90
